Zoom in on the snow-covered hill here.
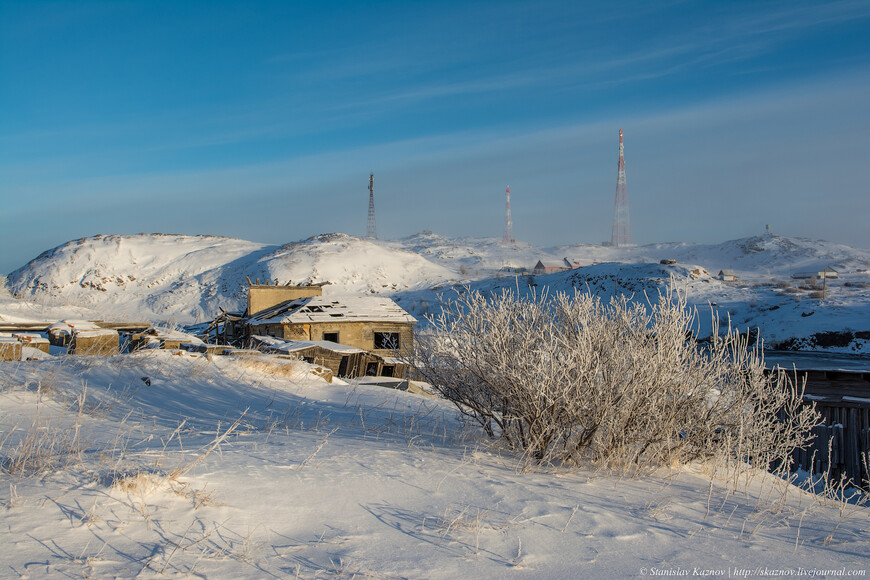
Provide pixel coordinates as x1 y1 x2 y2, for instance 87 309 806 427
386 232 870 279
3 232 870 349
4 233 458 323
393 261 870 350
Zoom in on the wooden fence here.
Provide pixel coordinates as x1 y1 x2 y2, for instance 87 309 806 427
776 366 870 488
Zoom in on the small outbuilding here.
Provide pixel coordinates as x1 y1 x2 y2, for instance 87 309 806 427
718 269 738 282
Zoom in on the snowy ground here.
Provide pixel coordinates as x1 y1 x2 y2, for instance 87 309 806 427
2 352 868 578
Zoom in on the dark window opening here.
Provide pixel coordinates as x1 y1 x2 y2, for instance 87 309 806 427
381 365 395 377
373 332 400 350
323 332 339 343
338 356 349 377
303 356 315 364
365 362 379 376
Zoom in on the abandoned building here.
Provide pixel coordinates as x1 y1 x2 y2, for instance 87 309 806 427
246 295 416 364
247 281 324 316
202 281 325 345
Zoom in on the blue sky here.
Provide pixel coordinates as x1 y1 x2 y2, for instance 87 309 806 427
2 0 869 275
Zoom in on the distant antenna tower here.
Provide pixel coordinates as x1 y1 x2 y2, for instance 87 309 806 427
366 173 377 239
503 186 513 243
611 129 632 247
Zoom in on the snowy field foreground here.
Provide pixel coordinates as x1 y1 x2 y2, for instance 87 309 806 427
1 352 869 578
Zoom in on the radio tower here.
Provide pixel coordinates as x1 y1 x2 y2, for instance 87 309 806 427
366 173 377 240
611 129 632 247
503 186 513 243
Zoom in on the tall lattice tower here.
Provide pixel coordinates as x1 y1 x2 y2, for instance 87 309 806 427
366 173 377 240
611 129 632 247
503 186 513 243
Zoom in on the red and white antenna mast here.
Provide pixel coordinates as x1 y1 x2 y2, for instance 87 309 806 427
503 186 513 243
611 129 632 247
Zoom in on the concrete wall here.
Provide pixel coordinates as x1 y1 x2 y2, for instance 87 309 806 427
0 340 22 361
14 334 50 353
69 332 120 356
248 285 323 317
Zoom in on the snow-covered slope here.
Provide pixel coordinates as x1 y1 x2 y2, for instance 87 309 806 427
552 235 870 278
5 233 457 323
3 232 870 349
386 232 870 279
384 231 546 273
394 261 870 350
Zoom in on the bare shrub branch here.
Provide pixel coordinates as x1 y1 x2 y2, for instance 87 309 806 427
413 283 819 475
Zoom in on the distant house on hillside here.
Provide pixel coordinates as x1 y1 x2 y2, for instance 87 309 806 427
246 295 416 368
820 267 839 280
792 267 839 280
533 261 570 275
718 269 738 282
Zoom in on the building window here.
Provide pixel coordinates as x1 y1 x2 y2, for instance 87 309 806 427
381 365 394 377
365 362 379 376
373 332 400 350
322 331 339 343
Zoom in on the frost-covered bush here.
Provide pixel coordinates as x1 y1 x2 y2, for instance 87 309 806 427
414 285 818 473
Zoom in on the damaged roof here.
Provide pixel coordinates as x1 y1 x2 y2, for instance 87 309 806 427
248 295 417 325
251 335 367 354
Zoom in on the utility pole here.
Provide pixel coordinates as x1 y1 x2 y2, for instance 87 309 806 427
503 186 513 243
367 173 377 240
